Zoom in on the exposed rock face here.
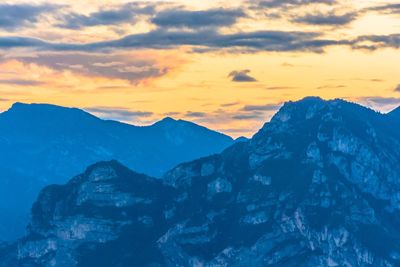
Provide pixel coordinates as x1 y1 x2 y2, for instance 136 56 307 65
2 97 400 266
14 161 174 267
0 103 233 240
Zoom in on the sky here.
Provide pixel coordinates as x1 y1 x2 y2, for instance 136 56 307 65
0 0 399 137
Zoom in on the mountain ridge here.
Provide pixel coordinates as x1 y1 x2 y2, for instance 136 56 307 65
0 102 234 241
2 97 400 266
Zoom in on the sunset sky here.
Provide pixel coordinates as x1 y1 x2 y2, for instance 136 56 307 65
0 0 399 137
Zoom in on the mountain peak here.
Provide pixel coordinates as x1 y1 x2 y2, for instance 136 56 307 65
153 116 177 126
6 102 94 118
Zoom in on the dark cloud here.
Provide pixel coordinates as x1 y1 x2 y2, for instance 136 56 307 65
353 34 400 50
0 29 342 53
241 103 282 111
395 84 400 92
185 111 207 118
85 106 153 121
99 30 340 53
292 12 357 26
1 28 400 54
0 4 57 30
0 79 44 86
367 4 400 15
0 36 47 49
57 3 154 29
151 8 246 28
229 70 257 82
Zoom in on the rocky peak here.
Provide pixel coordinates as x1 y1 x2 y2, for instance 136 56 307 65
19 160 175 266
3 97 400 266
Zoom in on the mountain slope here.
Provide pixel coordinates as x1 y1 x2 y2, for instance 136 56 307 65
3 97 400 266
0 102 233 241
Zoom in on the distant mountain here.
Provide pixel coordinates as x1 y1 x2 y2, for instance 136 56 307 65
0 102 234 241
3 97 400 266
388 106 400 120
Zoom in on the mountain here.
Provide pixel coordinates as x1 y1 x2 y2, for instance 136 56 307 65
0 103 234 241
388 106 400 120
3 96 400 266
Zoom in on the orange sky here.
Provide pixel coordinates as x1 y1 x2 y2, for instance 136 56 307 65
0 0 399 137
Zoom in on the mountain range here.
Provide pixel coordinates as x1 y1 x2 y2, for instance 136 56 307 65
2 97 400 266
0 103 235 241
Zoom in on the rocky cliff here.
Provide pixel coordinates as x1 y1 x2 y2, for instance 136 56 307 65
3 97 400 266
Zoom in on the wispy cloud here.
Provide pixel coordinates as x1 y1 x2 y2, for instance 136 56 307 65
85 106 153 122
0 79 44 86
185 111 207 118
0 51 184 84
250 0 336 9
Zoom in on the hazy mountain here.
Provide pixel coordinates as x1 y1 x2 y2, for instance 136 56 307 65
2 97 400 266
0 102 234 241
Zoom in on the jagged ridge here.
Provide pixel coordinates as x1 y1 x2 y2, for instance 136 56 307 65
3 97 400 266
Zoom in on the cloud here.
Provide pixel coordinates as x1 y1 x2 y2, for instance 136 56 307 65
101 29 340 53
0 3 57 30
353 34 400 50
395 84 400 92
85 106 153 121
265 86 296 90
0 29 343 53
163 112 181 117
317 84 346 89
1 27 400 54
0 51 183 84
220 102 240 107
0 79 44 86
232 114 264 120
185 111 206 118
151 8 246 28
0 36 48 49
367 4 400 15
361 97 400 106
57 3 155 29
251 0 336 9
241 103 282 111
292 11 357 26
228 70 257 82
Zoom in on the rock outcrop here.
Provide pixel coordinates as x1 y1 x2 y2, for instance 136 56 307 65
3 97 400 266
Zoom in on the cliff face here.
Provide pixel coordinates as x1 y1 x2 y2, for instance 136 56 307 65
4 97 400 266
0 102 233 241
